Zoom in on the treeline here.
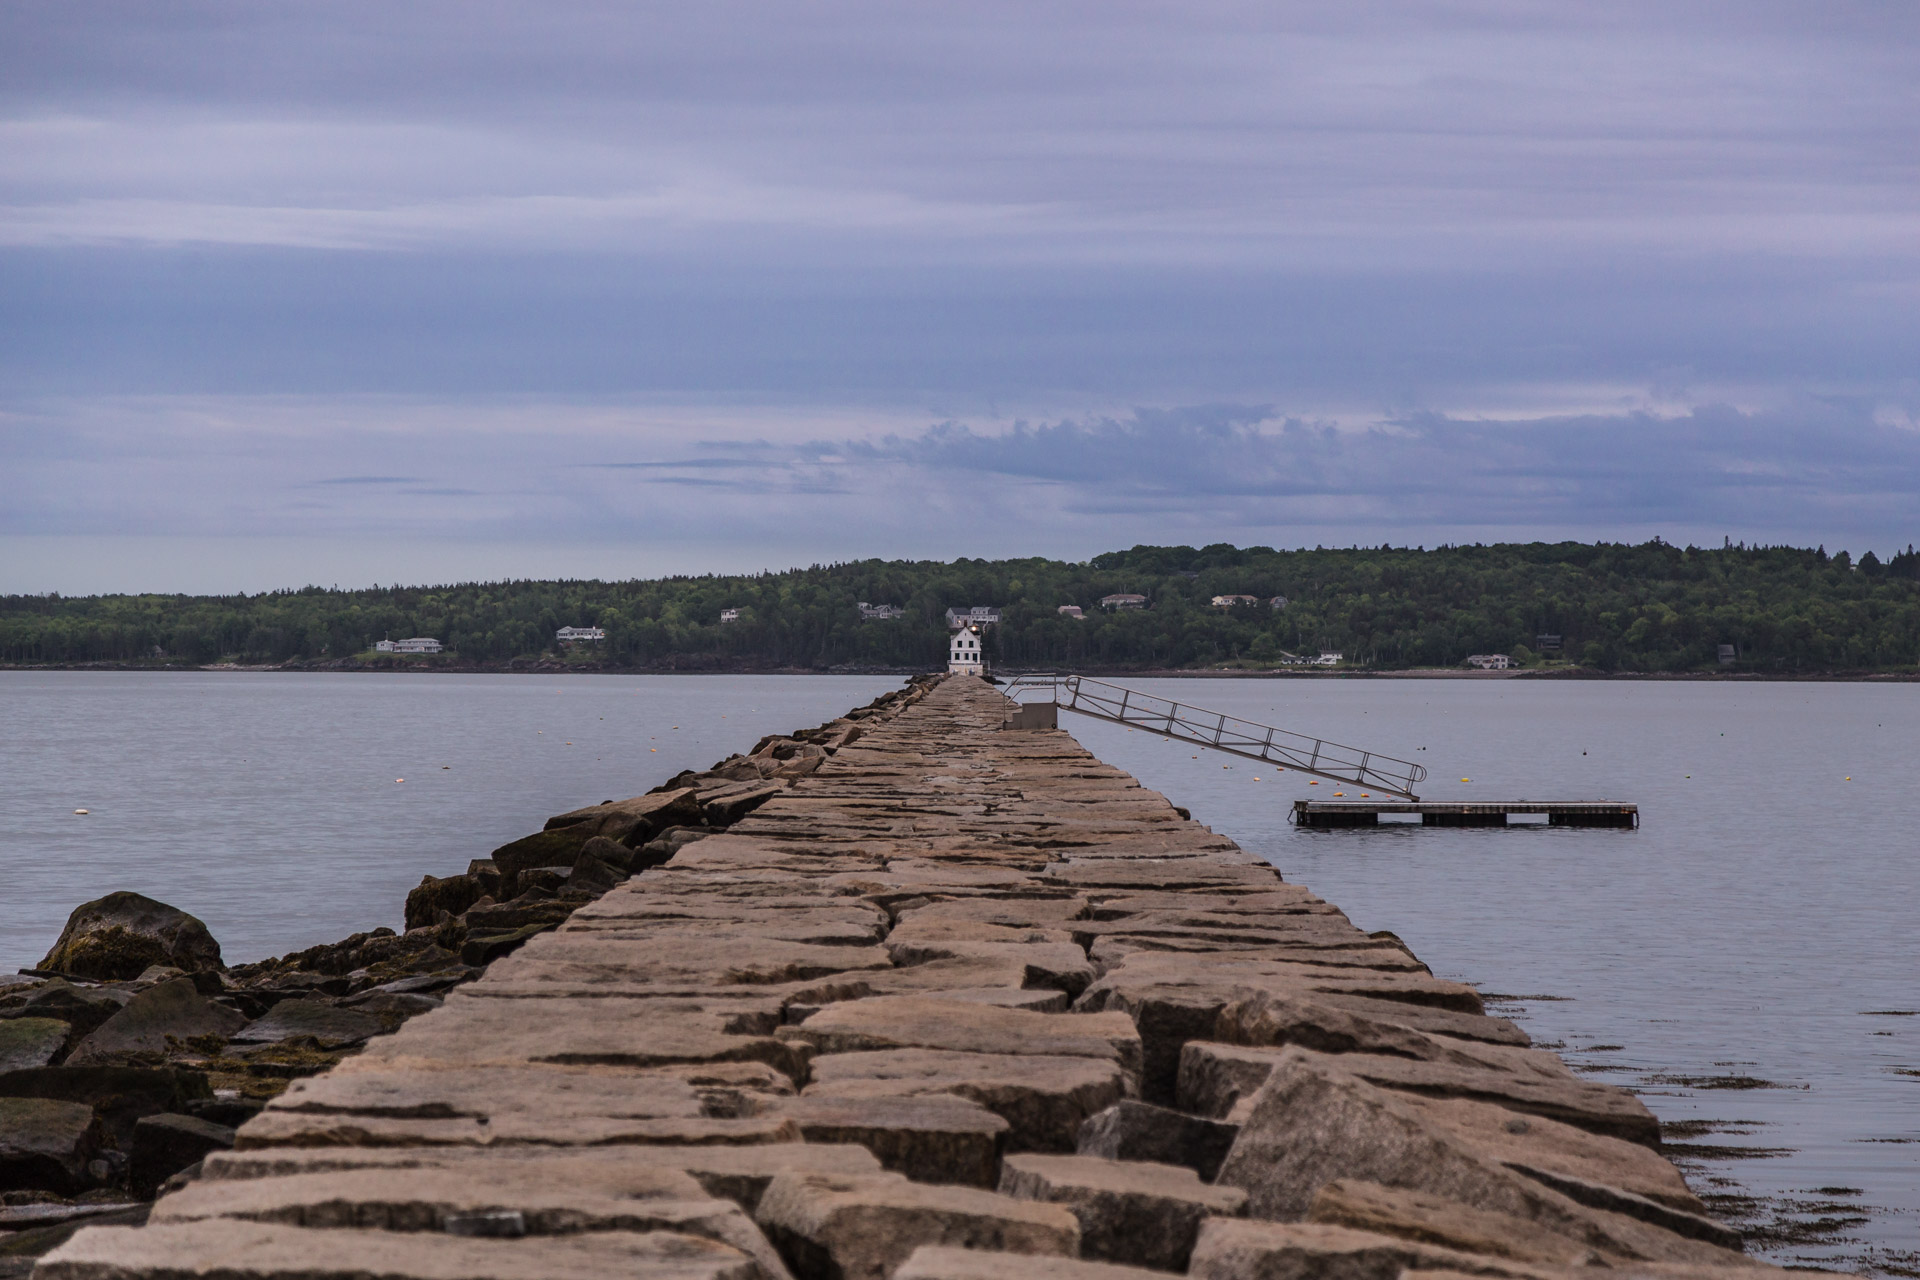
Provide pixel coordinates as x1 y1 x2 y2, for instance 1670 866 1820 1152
5 540 1920 674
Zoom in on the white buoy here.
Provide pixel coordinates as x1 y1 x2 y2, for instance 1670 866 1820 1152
73 808 89 815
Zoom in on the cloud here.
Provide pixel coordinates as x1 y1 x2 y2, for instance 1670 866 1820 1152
4 3 1919 590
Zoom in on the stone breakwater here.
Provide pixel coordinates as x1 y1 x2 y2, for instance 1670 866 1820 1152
27 675 1814 1279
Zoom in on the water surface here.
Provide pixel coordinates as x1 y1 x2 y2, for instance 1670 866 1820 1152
1 672 895 967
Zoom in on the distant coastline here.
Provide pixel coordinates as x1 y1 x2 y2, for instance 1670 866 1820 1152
6 659 1916 682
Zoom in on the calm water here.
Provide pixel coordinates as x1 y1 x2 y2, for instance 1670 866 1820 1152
1 673 897 969
2 672 1915 1268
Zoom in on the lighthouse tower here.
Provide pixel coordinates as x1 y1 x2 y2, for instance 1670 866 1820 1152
948 623 985 675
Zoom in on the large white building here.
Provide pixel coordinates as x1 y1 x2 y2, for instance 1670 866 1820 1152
1466 653 1511 670
943 606 1001 628
556 626 605 643
375 637 442 654
948 624 985 675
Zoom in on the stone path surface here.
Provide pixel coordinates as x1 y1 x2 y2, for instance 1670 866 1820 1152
37 675 1810 1279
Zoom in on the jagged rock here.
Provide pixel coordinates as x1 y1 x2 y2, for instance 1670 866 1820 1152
568 848 627 896
999 1153 1247 1270
185 1096 265 1130
884 938 1096 999
0 1097 104 1193
0 1066 212 1148
37 1220 762 1279
0 1019 69 1072
128 1113 235 1199
702 782 785 826
1075 1100 1240 1182
487 830 594 888
777 998 1141 1085
805 1049 1124 1153
895 1246 1169 1279
466 859 505 898
543 787 704 845
754 1170 1079 1280
578 835 643 874
338 991 441 1024
65 977 248 1064
230 999 384 1049
402 874 488 931
1186 1217 1549 1280
639 826 713 864
148 1161 789 1277
1388 1092 1704 1215
460 922 563 967
37 892 224 981
1213 1049 1746 1264
8 982 133 1042
1305 1179 1604 1266
770 1094 1008 1186
201 1142 886 1222
1179 1041 1660 1147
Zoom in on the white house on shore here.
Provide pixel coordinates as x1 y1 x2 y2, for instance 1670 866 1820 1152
949 624 985 675
1466 653 1511 670
375 637 442 654
556 626 605 643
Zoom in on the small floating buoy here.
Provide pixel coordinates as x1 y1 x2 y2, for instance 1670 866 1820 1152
1461 778 1470 783
1361 793 1370 798
1845 776 1852 781
395 778 405 783
1308 780 1319 786
1333 792 1346 797
73 808 89 815
442 766 449 770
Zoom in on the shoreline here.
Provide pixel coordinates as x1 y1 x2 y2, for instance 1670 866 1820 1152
6 660 1918 682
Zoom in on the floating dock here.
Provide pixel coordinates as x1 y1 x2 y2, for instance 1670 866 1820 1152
1294 799 1638 828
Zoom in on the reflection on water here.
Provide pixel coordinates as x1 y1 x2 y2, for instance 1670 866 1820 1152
1065 677 1920 1272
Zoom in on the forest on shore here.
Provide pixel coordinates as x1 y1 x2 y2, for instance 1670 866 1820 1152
5 540 1919 675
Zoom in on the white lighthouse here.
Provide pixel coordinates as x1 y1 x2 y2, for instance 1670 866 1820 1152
948 623 985 675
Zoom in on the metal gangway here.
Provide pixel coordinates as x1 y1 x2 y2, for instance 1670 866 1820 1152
997 673 1427 800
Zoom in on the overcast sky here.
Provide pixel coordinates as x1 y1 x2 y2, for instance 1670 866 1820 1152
4 2 1916 592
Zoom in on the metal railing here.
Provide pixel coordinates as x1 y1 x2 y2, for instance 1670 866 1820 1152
998 673 1426 799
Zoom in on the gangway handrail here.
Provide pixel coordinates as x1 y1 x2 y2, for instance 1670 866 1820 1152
997 672 1426 799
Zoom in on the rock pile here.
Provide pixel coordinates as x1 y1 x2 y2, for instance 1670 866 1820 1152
23 675 1813 1279
0 681 937 1271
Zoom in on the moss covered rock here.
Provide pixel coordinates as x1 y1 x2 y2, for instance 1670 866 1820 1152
37 893 223 981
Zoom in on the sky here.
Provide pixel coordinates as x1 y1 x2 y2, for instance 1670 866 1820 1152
3 1 1917 593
